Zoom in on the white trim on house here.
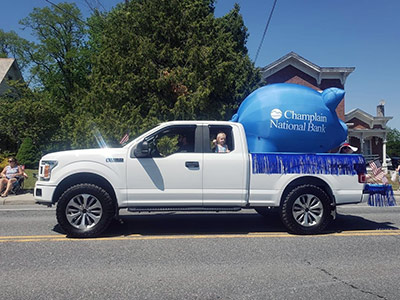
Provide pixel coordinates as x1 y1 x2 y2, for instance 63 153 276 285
260 52 355 85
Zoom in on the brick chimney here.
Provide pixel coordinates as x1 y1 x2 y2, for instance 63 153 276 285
377 100 385 117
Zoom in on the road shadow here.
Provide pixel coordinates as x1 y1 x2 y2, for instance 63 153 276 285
52 211 398 237
100 211 398 237
329 213 398 232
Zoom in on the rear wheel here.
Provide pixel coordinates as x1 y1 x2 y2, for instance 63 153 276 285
280 184 332 234
56 183 115 238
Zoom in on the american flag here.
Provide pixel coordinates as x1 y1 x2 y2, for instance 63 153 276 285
374 171 385 181
369 159 388 184
369 159 382 176
119 133 129 145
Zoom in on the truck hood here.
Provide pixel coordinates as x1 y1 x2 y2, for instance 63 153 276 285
41 148 128 164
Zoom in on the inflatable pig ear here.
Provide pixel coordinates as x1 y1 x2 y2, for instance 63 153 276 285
322 88 345 111
231 113 238 122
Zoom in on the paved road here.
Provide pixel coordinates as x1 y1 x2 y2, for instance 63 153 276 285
0 204 400 299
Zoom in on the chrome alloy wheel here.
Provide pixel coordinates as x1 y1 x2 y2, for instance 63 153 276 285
292 194 323 227
66 194 103 230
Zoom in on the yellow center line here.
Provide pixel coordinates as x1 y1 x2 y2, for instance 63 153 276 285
1 230 400 243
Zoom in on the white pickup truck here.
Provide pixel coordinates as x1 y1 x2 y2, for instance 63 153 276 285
35 121 366 237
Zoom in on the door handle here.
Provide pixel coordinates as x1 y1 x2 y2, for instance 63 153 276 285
185 161 199 168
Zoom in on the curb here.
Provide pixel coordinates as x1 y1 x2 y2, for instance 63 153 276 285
1 193 36 205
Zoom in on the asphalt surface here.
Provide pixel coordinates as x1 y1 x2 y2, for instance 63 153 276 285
1 202 400 299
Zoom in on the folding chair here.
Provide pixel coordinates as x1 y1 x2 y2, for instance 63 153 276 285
10 165 28 195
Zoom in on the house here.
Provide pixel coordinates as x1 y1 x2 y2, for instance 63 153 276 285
346 103 392 166
260 52 392 167
0 58 23 95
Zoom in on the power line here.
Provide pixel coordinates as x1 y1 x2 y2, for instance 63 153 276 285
254 0 278 64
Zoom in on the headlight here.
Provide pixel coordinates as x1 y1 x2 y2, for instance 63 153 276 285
40 160 58 180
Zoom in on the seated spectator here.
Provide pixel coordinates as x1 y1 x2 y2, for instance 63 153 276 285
212 132 230 153
0 157 24 197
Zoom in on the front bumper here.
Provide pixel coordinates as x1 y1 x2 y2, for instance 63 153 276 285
34 183 57 206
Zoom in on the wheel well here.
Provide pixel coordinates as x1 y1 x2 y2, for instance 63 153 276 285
52 173 117 209
280 176 335 208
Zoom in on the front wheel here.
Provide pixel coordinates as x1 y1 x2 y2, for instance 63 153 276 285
280 184 332 234
56 183 115 238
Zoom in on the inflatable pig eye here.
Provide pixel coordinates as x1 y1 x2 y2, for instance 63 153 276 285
231 83 347 153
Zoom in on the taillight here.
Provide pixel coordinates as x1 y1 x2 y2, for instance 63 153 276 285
358 173 366 183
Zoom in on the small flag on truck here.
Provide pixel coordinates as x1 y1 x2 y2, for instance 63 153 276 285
119 133 129 145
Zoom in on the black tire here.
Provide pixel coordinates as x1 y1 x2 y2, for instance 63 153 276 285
280 184 332 234
254 207 278 217
56 183 115 238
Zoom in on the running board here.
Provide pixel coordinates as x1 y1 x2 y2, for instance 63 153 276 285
127 207 242 213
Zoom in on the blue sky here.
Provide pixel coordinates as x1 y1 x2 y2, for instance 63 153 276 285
1 0 399 129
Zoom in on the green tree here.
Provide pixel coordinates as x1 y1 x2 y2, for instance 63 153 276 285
387 128 400 157
16 137 39 168
0 29 33 71
78 0 259 146
0 81 59 154
16 3 93 149
19 3 90 110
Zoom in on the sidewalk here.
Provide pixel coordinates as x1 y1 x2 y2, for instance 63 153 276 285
1 192 36 205
2 190 400 206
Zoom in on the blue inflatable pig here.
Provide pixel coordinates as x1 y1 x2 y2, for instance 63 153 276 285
231 83 347 153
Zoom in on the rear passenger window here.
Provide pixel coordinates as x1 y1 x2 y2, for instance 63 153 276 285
208 126 234 153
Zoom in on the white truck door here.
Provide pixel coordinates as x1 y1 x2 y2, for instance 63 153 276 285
202 124 248 206
126 125 203 206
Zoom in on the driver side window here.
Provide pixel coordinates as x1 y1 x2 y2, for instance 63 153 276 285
147 125 196 157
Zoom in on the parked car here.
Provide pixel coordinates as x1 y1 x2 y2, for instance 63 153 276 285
391 156 400 169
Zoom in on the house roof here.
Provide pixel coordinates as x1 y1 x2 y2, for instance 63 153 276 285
345 108 392 129
260 52 355 85
0 58 23 84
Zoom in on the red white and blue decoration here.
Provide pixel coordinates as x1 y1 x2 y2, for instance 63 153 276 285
252 153 366 175
231 83 347 153
363 160 396 206
364 184 396 207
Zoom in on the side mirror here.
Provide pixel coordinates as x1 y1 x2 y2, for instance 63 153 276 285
134 140 150 158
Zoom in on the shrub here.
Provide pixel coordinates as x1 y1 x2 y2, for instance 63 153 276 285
16 137 39 168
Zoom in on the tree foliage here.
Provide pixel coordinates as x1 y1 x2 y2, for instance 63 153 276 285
0 29 32 71
387 128 400 157
79 0 260 144
0 81 58 154
0 0 259 158
19 3 90 111
16 137 39 168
